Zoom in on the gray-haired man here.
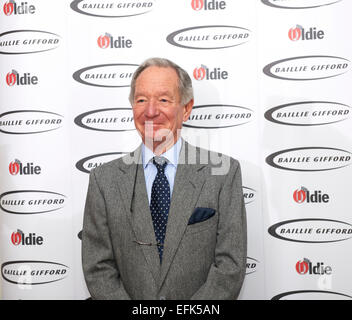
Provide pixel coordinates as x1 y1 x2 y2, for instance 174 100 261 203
82 57 247 300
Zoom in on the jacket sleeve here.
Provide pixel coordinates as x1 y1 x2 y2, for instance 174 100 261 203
190 159 247 300
82 169 131 300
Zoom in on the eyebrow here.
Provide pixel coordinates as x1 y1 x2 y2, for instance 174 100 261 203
134 90 174 98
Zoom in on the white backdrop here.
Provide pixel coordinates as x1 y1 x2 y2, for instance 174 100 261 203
0 0 351 300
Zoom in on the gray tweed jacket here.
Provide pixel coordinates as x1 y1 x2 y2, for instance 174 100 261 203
82 139 247 300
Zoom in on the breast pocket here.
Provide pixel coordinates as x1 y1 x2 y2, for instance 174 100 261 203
185 209 218 235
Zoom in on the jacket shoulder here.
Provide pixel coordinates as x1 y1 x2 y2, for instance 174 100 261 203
185 141 240 172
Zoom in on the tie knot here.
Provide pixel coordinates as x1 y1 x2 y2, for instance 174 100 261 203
153 156 168 173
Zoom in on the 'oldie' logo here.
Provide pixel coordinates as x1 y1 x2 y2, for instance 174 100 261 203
263 55 350 81
191 0 227 11
6 69 38 86
193 65 228 80
261 0 342 9
293 187 329 204
296 258 332 275
70 0 156 18
3 0 36 16
167 25 251 50
288 25 325 41
9 159 41 175
97 33 132 49
266 147 352 172
264 101 351 126
11 229 44 246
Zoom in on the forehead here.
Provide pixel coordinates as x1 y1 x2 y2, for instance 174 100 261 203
135 66 179 94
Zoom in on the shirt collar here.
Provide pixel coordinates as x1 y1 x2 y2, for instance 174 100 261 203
142 137 182 169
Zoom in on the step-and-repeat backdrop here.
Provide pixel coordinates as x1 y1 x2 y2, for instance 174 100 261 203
0 0 351 300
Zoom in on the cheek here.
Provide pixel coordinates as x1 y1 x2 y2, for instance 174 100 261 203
166 106 182 120
132 109 144 123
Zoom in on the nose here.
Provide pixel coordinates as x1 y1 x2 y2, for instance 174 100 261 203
144 99 159 119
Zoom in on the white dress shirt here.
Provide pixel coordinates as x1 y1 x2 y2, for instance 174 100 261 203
142 138 182 204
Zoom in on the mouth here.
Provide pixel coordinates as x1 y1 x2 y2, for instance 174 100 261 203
144 122 164 127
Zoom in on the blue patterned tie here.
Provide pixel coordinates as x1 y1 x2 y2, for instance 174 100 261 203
150 156 170 263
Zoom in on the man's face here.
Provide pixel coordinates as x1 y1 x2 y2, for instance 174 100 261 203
132 66 193 149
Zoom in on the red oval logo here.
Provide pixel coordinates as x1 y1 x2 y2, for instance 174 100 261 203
3 2 14 15
97 35 110 48
293 188 306 203
11 231 22 245
296 260 309 274
288 27 302 41
9 161 20 175
6 72 17 86
193 67 206 80
191 0 204 10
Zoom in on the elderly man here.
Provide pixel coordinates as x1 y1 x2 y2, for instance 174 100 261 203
82 57 247 300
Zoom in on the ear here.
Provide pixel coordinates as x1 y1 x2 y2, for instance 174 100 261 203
182 99 194 122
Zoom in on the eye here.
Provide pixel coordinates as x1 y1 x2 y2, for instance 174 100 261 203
160 98 168 103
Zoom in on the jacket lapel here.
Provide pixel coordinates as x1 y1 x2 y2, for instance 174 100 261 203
115 149 139 218
159 140 207 288
116 145 161 285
